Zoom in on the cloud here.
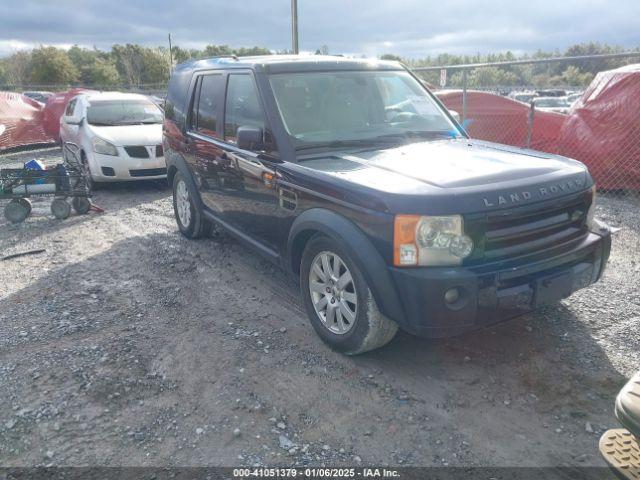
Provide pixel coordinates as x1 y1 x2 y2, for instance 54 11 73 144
0 0 639 58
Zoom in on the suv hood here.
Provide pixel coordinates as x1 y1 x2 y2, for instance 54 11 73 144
295 139 590 215
89 124 162 146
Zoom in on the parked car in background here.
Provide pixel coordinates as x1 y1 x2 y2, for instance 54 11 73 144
148 95 165 110
163 55 610 355
566 92 583 106
508 91 537 104
535 89 566 97
533 96 571 114
59 92 166 185
22 91 53 105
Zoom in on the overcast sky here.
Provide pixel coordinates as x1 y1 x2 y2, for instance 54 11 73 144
1 0 639 58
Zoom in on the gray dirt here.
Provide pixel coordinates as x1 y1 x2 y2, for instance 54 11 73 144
0 148 638 468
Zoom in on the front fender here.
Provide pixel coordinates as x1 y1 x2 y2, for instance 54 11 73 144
287 208 406 326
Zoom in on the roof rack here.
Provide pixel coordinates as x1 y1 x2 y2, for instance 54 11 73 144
206 55 239 61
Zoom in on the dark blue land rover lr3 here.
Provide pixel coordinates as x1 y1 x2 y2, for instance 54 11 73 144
163 55 610 355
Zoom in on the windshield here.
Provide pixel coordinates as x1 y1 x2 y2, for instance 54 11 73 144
533 97 569 108
268 70 460 151
514 94 535 103
87 100 163 126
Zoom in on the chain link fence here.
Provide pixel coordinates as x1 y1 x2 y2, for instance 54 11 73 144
414 52 640 197
0 83 167 97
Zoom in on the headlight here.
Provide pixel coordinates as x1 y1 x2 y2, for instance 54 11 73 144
586 184 596 229
394 214 474 266
92 137 118 156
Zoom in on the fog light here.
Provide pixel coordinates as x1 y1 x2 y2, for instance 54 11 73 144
444 288 460 304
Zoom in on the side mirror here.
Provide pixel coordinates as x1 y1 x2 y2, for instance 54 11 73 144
236 125 263 150
65 116 83 126
448 110 461 123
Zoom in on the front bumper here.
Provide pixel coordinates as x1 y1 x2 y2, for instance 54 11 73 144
389 225 611 338
89 149 167 182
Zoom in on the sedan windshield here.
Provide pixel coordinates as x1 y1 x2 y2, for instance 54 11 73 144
268 70 461 151
533 97 569 108
87 100 163 126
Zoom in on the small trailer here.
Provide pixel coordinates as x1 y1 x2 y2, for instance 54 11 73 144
1 143 92 224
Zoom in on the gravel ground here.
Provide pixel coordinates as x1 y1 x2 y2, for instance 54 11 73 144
0 148 639 470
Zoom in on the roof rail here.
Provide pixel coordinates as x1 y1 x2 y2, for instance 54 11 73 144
206 55 239 61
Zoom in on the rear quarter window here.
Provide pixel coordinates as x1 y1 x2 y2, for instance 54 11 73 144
165 68 194 125
194 74 224 138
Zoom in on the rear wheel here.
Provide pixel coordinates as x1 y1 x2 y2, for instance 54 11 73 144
300 235 398 355
51 198 71 220
72 197 92 214
4 199 30 223
172 171 211 238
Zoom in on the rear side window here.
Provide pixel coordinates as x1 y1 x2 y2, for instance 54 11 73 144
224 74 265 143
192 73 223 138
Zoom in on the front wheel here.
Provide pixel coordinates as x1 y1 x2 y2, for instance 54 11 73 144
172 172 211 239
300 235 398 355
4 199 31 224
80 152 95 192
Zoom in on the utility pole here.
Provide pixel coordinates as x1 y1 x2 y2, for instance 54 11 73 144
291 0 299 54
168 33 174 69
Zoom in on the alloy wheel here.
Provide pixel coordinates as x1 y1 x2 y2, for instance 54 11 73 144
176 179 191 227
308 251 358 334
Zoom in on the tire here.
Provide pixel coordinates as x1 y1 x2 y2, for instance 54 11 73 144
172 171 211 239
4 200 30 224
51 198 71 220
300 235 398 355
72 197 92 214
80 152 95 191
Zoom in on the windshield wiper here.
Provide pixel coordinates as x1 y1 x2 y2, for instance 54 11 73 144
374 130 461 141
295 137 402 152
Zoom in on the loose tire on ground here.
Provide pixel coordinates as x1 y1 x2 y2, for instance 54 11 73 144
51 198 71 220
4 199 30 224
300 234 398 355
72 197 92 214
172 171 211 239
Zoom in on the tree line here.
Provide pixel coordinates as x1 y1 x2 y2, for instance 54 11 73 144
392 42 639 88
0 44 272 88
0 41 636 89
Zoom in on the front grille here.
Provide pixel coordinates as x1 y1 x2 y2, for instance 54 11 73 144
156 144 164 157
467 191 592 265
129 168 167 177
124 146 149 158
